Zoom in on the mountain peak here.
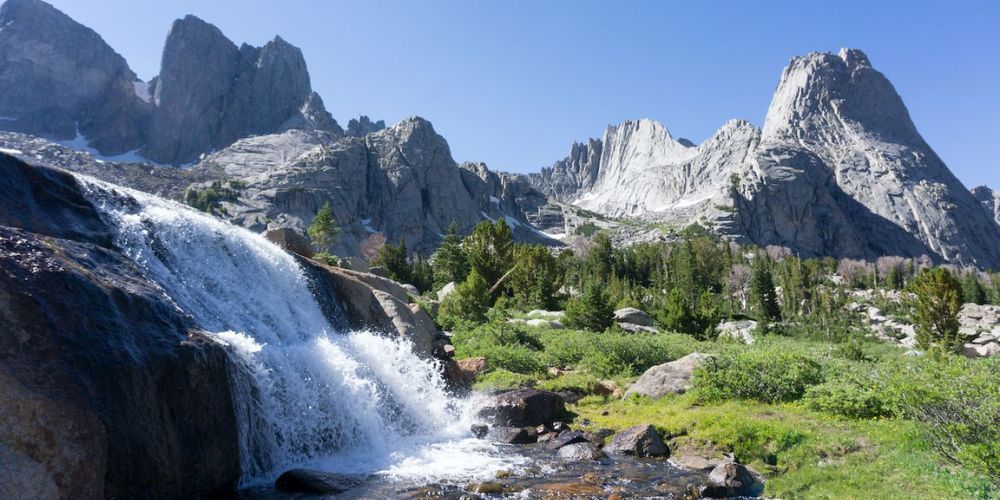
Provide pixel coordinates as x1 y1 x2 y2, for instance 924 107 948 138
762 47 920 146
838 47 871 67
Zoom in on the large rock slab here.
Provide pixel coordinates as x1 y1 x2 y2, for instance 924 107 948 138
625 353 711 399
614 307 653 327
477 389 566 427
0 158 240 498
604 424 669 457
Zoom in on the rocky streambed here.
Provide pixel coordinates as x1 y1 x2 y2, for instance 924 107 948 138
242 389 764 499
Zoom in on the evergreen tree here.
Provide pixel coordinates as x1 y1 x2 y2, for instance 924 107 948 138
464 219 514 294
961 272 987 305
410 255 434 294
374 241 412 284
437 270 491 329
584 232 614 283
910 268 963 354
432 221 469 288
750 256 782 322
307 202 339 252
657 288 703 336
509 244 563 310
564 282 615 332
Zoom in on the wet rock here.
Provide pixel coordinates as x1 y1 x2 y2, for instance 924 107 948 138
604 424 669 457
478 389 565 427
263 227 314 258
614 307 653 327
558 442 606 461
583 428 615 447
671 454 721 471
456 357 488 382
492 426 536 444
0 159 240 497
700 461 765 498
467 481 510 494
470 424 489 439
275 469 364 494
547 431 588 450
625 352 711 399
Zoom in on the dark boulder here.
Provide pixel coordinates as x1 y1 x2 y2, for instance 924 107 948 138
0 158 240 497
604 424 669 457
547 431 588 450
491 426 537 445
700 461 765 498
477 389 566 427
275 469 365 494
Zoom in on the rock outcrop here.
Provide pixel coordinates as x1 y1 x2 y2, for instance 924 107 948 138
143 15 340 164
971 186 1000 225
0 154 241 498
346 115 386 137
625 352 711 399
0 0 150 154
188 118 555 256
529 49 1000 269
0 1 339 165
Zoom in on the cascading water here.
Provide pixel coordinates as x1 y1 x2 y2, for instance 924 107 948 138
77 176 523 486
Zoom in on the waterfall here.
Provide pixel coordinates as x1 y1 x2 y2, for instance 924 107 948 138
77 177 518 486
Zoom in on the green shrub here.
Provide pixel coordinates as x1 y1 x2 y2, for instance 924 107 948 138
450 322 545 375
438 270 491 330
539 329 700 377
694 347 823 403
885 356 1000 483
473 369 536 390
804 369 895 419
564 282 615 332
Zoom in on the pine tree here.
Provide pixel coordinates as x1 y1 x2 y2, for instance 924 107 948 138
657 288 702 336
509 244 563 310
910 268 963 354
432 221 469 288
961 272 987 305
464 219 514 295
750 256 781 322
437 269 491 329
564 282 615 332
374 241 412 284
410 255 434 294
307 202 339 252
584 232 614 283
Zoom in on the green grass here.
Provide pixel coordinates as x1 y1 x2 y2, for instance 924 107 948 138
455 321 999 497
572 395 996 499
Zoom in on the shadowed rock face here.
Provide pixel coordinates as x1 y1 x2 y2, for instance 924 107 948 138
0 154 241 498
0 0 150 153
143 15 341 164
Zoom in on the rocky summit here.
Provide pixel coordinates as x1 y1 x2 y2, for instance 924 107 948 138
531 49 1000 269
0 0 337 165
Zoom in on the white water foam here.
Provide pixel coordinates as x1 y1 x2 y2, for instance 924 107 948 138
77 176 524 486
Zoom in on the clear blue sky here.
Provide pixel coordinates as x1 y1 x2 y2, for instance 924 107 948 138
48 0 1000 188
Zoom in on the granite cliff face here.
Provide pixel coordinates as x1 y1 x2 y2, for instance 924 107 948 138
0 0 338 165
144 15 340 164
190 117 552 256
531 49 1000 268
971 186 1000 225
0 0 150 154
